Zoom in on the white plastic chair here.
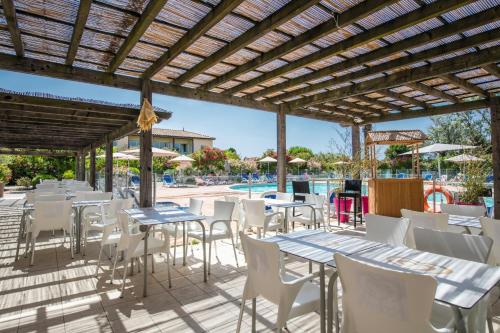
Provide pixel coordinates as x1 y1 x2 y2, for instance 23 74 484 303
224 196 243 245
414 227 492 332
334 253 454 333
365 214 410 247
441 204 486 217
162 198 203 264
401 209 448 248
187 200 237 274
113 212 169 297
35 194 66 202
480 217 500 265
236 233 320 332
242 199 283 238
27 200 74 265
83 198 132 255
289 193 326 230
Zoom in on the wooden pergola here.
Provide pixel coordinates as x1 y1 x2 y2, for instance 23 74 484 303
0 0 499 210
0 88 171 191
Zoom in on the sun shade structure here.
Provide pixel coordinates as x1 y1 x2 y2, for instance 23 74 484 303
171 154 195 162
446 154 485 162
365 130 428 146
0 88 171 151
258 156 277 163
399 143 477 155
96 152 138 160
0 1 497 126
122 147 179 157
289 158 306 164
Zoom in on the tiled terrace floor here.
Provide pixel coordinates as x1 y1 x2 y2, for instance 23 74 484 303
1 203 500 332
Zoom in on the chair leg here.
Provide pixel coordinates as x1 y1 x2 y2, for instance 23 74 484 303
236 298 246 333
95 245 103 277
487 316 494 333
30 237 36 266
69 231 74 259
173 224 178 266
230 233 239 267
208 240 212 276
120 260 129 298
137 257 141 273
151 253 155 273
252 298 256 333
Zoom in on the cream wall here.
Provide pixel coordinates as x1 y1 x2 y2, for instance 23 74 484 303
193 138 213 151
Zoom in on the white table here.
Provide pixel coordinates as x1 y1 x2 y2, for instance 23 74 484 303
264 199 320 232
124 207 205 297
264 230 383 333
448 214 482 234
348 244 500 332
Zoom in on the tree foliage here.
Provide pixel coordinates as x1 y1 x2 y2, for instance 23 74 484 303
191 147 227 173
288 146 314 160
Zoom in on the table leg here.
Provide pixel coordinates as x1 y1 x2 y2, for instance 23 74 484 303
182 222 187 266
327 271 339 333
464 226 472 234
320 264 326 333
353 197 357 229
75 207 82 254
284 207 289 233
15 211 26 261
452 306 466 333
142 225 151 297
195 220 207 282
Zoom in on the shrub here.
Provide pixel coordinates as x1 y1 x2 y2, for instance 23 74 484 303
32 174 56 187
129 167 140 175
62 170 75 179
16 177 32 189
0 164 12 183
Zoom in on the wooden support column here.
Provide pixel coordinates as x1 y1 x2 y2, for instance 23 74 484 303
140 80 153 207
75 153 80 180
79 151 86 181
490 95 500 218
363 124 372 160
352 125 361 179
105 140 113 193
277 105 287 193
89 147 96 190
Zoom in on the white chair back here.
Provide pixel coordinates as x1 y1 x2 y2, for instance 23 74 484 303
75 191 96 201
414 227 492 263
187 198 203 215
441 204 486 217
36 182 57 190
82 191 112 201
275 192 292 201
365 214 410 247
242 199 265 228
480 217 500 265
335 253 440 333
240 232 285 305
32 200 73 238
224 196 240 221
116 211 143 258
102 198 133 223
401 209 448 248
213 200 235 221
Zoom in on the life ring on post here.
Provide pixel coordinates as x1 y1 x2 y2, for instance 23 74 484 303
423 185 453 211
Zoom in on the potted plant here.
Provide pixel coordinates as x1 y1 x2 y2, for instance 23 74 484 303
458 160 489 205
0 164 12 198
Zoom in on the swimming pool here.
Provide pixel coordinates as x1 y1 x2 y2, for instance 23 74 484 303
230 182 367 196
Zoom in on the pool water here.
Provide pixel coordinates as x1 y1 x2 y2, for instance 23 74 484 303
230 182 447 205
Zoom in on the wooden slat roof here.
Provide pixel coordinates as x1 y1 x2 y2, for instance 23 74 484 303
365 129 427 145
0 0 498 125
0 88 171 150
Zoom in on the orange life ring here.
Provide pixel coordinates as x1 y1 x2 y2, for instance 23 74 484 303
423 185 453 211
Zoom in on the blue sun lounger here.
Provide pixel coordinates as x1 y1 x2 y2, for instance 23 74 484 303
163 174 176 187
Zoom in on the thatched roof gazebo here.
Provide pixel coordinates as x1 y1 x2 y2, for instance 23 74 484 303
0 0 498 210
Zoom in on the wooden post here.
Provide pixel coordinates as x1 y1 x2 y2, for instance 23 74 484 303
140 79 153 207
75 153 80 180
277 105 287 193
352 125 360 179
80 150 86 181
363 124 372 160
105 140 113 193
490 95 500 218
90 147 96 190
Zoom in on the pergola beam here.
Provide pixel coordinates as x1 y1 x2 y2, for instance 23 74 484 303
266 29 499 103
173 0 321 85
0 142 83 150
378 89 428 109
107 0 168 73
228 0 476 95
334 100 385 116
405 82 461 104
482 64 500 77
66 0 92 66
0 149 77 157
1 0 24 57
361 99 489 124
440 74 486 97
354 96 399 113
143 0 245 79
287 46 500 108
202 0 393 90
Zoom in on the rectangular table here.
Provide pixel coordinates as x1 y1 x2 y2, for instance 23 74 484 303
264 199 320 232
264 230 383 333
448 214 482 234
347 244 500 332
124 207 205 297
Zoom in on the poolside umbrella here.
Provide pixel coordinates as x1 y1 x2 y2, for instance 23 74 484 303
399 143 477 178
446 154 484 163
258 156 277 174
122 147 179 157
289 157 306 175
171 155 195 162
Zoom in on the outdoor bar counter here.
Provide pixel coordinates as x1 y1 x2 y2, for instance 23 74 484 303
368 178 424 217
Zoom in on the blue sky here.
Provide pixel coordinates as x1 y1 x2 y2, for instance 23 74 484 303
0 70 433 157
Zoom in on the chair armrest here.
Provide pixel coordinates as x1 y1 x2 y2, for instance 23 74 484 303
282 273 316 286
